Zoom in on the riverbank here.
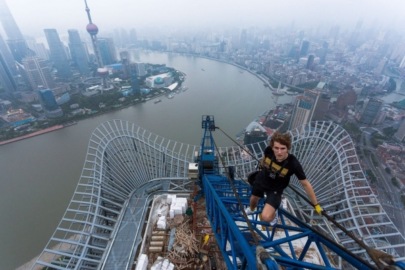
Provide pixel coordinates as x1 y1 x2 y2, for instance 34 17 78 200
0 122 76 146
0 86 176 147
0 52 266 147
179 52 276 90
0 83 184 148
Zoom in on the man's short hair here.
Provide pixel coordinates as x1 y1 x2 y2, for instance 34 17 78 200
270 131 292 150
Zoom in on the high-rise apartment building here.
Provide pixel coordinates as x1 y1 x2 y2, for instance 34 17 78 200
289 89 320 130
68 29 90 75
22 56 55 90
44 29 72 79
289 96 313 130
359 98 383 125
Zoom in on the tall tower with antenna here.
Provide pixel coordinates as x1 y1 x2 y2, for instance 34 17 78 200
84 0 108 90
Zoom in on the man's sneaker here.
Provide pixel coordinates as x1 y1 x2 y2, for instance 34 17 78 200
269 210 279 226
244 207 256 215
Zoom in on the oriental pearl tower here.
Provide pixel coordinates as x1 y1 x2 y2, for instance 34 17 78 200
84 0 108 90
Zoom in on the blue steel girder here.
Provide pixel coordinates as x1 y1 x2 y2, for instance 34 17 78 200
201 174 377 270
199 115 218 176
203 174 260 269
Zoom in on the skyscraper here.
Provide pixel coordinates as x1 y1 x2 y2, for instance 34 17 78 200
312 93 330 121
0 0 29 62
44 29 72 80
98 38 117 65
0 34 17 93
22 56 55 90
0 0 24 40
68 29 90 75
119 50 130 79
0 51 17 94
0 34 17 75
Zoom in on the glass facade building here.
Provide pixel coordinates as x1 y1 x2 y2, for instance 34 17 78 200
44 29 72 80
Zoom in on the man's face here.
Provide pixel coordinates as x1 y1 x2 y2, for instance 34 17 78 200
272 141 288 162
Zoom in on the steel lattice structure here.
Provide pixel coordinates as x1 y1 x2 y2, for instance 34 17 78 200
32 119 405 269
287 122 405 262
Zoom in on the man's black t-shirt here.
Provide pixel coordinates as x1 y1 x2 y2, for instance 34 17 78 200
254 146 307 193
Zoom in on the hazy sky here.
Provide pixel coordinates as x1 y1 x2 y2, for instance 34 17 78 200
4 0 405 38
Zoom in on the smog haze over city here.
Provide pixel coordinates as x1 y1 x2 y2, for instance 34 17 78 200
4 0 405 37
2 0 405 269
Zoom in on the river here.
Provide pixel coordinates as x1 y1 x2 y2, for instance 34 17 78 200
0 51 293 269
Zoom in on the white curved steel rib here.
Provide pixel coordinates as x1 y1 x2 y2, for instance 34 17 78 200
286 121 405 261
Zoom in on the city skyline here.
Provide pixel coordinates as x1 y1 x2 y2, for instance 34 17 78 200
1 0 405 269
2 0 405 39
